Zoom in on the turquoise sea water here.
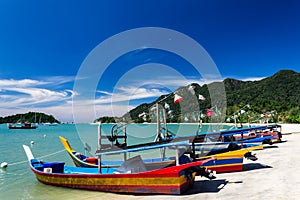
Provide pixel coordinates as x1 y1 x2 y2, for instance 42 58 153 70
0 123 230 200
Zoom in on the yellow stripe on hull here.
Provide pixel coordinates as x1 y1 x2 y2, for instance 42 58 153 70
35 174 188 187
200 145 263 160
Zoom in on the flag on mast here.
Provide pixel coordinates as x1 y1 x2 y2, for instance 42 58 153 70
188 85 195 95
174 94 183 104
164 102 170 109
199 94 206 100
206 109 214 117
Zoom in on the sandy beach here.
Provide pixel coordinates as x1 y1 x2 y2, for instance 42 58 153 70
30 124 299 200
76 124 299 200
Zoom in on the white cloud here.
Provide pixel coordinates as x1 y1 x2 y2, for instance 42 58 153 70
112 87 166 102
42 76 75 85
0 77 74 113
240 77 266 82
0 74 265 123
223 76 266 82
122 73 225 89
0 79 48 88
91 76 220 116
94 87 166 105
96 90 113 95
3 87 70 106
71 86 167 122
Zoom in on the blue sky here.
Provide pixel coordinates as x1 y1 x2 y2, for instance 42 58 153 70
0 0 299 122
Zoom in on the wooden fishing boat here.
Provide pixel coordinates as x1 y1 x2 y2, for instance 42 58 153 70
214 124 282 145
23 141 216 195
60 135 262 174
59 136 176 169
58 110 266 176
261 124 282 143
193 143 262 173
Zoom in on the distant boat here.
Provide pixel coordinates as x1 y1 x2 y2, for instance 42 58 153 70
42 122 58 126
8 123 38 129
8 113 38 129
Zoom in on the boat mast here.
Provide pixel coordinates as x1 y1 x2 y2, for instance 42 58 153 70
156 103 161 141
98 122 102 174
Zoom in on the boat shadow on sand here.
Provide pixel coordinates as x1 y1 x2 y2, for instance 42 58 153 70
184 162 273 195
242 163 272 172
130 179 229 196
130 164 273 196
186 163 273 194
262 145 279 149
184 179 228 194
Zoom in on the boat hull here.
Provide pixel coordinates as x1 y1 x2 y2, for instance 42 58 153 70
9 127 37 129
200 157 243 173
32 167 193 194
8 125 37 129
24 144 212 195
196 144 262 173
27 158 216 195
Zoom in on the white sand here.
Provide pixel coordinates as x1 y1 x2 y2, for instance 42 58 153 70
279 123 300 134
72 124 300 200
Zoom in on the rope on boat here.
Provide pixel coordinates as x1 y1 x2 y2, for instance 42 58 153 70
7 149 65 167
37 149 65 159
7 160 27 166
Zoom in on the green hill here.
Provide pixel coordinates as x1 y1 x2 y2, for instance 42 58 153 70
121 70 300 123
0 112 60 124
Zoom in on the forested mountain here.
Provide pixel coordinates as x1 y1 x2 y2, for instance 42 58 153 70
0 112 60 124
121 70 300 123
225 70 300 112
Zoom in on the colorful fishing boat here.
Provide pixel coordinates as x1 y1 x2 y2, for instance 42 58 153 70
261 124 282 143
59 136 176 169
192 143 262 173
213 124 282 145
60 135 262 174
23 140 216 195
58 110 265 176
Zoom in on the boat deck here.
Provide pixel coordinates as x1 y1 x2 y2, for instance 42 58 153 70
64 166 117 174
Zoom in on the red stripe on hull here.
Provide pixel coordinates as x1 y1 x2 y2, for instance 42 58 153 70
207 164 243 173
34 169 182 179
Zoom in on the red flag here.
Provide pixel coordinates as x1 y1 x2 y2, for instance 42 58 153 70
206 109 214 117
174 94 183 104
